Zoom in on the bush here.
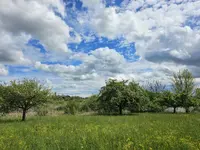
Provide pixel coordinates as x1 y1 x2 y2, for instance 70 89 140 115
147 101 164 112
55 106 66 111
191 106 200 113
80 102 90 112
80 95 98 112
35 107 48 116
64 101 79 115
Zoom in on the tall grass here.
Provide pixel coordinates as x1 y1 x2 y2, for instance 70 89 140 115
0 114 200 150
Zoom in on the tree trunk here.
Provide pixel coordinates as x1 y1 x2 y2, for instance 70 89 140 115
173 107 176 113
22 109 27 121
119 104 122 115
185 107 189 113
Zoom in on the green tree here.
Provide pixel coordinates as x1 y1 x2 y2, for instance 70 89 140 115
146 90 163 112
145 80 166 112
172 69 195 113
7 79 52 121
128 81 149 112
98 79 132 115
195 88 200 106
162 91 179 113
0 83 14 114
191 88 200 112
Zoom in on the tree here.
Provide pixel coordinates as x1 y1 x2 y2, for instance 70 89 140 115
7 79 52 121
146 80 166 93
172 69 195 113
128 81 149 112
195 88 200 106
0 83 13 114
98 79 132 115
162 91 179 113
144 80 166 112
145 90 164 112
190 88 200 112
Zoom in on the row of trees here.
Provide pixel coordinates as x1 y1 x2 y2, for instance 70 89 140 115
97 69 200 114
0 69 200 120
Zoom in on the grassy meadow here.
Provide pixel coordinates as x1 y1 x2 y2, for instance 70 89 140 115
0 113 200 150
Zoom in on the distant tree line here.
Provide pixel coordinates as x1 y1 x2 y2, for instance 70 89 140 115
96 69 200 115
55 69 200 115
0 69 200 121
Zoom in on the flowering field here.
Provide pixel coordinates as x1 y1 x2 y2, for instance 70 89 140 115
0 114 200 150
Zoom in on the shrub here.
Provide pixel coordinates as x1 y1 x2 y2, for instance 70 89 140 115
64 101 79 115
55 106 66 111
80 98 98 112
35 106 48 116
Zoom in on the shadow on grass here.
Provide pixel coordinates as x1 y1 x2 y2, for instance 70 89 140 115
89 111 186 116
90 113 140 116
0 116 40 124
0 118 21 124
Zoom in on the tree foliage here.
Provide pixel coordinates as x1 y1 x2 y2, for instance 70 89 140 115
162 91 179 113
80 95 98 112
127 81 149 112
0 69 199 119
97 79 151 114
172 69 195 113
98 79 133 115
5 79 52 121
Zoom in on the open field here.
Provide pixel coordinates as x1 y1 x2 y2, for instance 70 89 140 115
0 114 200 150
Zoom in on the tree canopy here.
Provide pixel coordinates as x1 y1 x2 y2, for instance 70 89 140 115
172 69 195 113
0 69 200 119
2 79 52 121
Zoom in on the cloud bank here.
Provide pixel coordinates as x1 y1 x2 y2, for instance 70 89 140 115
0 0 200 96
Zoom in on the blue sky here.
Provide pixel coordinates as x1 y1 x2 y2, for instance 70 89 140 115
0 0 200 96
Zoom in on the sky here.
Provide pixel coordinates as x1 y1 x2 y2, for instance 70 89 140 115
0 0 200 97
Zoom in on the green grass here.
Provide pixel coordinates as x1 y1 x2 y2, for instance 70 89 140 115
0 114 200 150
